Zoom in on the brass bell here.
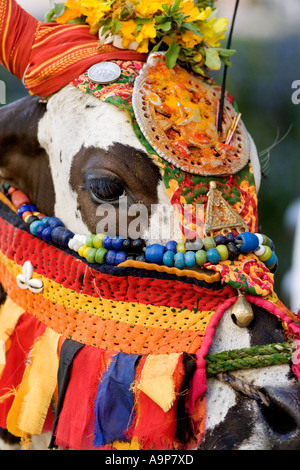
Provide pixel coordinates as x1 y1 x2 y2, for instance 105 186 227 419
231 290 254 328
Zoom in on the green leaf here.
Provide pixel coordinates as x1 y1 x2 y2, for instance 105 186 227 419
157 21 172 32
54 3 66 17
169 0 181 13
182 21 203 36
112 18 122 33
44 8 56 22
152 38 163 52
204 48 221 70
165 41 180 69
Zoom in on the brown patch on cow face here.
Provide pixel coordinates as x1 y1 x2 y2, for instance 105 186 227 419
0 95 55 216
70 142 162 235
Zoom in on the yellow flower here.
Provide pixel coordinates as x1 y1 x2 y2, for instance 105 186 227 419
179 30 201 48
134 0 173 17
181 2 212 22
137 38 149 53
199 16 228 47
56 0 81 23
119 19 137 48
136 20 157 43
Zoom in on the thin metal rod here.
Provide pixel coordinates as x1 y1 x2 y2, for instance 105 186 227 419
217 0 240 134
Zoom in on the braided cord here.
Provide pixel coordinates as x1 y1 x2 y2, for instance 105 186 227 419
206 341 294 376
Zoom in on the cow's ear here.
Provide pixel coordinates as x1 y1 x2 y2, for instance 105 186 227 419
0 95 55 216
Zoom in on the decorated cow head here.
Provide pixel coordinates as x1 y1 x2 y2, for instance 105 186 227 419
0 0 299 451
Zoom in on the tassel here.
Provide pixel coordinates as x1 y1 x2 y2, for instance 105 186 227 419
0 297 24 376
137 353 181 412
0 313 47 430
6 327 60 437
94 352 140 447
130 354 185 450
53 344 112 450
49 339 84 448
175 352 197 444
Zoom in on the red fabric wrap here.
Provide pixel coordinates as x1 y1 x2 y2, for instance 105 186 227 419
0 0 37 79
0 0 147 97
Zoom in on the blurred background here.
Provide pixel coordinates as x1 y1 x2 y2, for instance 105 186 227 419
0 0 299 311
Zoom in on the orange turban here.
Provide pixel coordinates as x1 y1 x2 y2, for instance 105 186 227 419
0 0 147 97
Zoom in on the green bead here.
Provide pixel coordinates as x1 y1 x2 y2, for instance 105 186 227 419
195 249 207 266
216 244 229 261
86 247 97 263
176 242 186 254
261 234 271 247
258 245 272 262
93 233 105 249
86 234 95 247
95 247 108 264
203 237 216 250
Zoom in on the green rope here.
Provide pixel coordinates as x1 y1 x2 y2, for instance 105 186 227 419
205 341 294 376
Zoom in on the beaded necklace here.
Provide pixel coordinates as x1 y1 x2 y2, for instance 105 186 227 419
5 183 278 275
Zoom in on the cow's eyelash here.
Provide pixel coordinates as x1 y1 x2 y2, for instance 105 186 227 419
85 176 125 203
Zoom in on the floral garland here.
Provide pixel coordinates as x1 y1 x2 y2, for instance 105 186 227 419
46 0 234 76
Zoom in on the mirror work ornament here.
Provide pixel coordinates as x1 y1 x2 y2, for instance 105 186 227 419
133 60 250 176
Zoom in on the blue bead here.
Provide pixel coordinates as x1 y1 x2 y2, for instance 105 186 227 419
235 232 259 253
226 233 235 244
105 250 117 265
29 220 44 235
163 250 175 267
185 251 196 267
264 251 277 268
36 224 46 238
17 204 37 217
111 236 125 251
206 248 221 264
115 251 127 265
48 217 65 229
145 244 165 264
51 226 73 246
214 234 227 246
60 229 74 247
165 240 177 253
41 216 50 225
102 236 113 250
174 252 185 269
41 226 53 242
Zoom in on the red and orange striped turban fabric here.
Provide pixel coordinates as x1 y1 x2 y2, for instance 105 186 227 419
0 0 147 97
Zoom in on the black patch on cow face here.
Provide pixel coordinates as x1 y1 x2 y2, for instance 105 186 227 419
70 142 162 234
0 95 55 216
248 304 287 346
199 397 255 450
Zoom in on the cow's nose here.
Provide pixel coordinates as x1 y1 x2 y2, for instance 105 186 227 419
259 384 300 449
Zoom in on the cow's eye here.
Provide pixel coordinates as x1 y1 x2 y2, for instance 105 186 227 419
85 176 125 203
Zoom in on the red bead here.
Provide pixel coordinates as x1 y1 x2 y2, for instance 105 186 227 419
7 186 17 195
11 190 31 209
21 211 32 221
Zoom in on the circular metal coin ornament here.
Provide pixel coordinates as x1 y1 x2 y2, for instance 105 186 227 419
132 62 250 176
87 62 121 84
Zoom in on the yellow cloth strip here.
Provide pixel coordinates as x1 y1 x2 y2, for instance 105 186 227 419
6 327 60 437
0 250 214 333
137 353 181 412
0 297 24 374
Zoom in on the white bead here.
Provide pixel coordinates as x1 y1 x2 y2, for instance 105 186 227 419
254 244 265 257
255 233 264 245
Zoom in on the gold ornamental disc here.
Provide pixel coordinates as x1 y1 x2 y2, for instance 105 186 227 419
132 62 250 176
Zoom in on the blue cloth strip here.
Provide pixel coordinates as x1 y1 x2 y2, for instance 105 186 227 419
94 352 140 446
